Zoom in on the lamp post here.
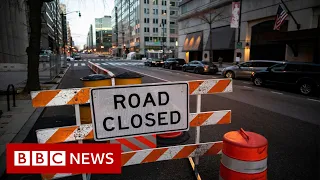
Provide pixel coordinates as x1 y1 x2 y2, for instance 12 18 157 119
160 22 165 61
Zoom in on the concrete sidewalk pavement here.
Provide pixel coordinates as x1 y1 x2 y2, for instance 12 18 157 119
0 66 70 177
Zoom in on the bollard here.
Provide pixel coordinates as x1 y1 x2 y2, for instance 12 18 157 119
115 72 142 85
79 74 112 124
219 128 268 180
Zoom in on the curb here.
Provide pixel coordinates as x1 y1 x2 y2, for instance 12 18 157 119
0 66 70 178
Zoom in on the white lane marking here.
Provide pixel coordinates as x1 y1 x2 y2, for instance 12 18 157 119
115 66 169 82
308 98 320 102
102 63 108 65
74 63 78 66
81 63 85 66
243 86 252 88
184 74 189 76
271 91 283 95
79 60 82 61
242 81 252 84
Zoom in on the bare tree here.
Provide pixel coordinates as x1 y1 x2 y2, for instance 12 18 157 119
24 0 53 92
194 8 226 63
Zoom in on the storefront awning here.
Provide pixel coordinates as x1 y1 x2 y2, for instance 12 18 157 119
205 26 235 50
182 31 203 52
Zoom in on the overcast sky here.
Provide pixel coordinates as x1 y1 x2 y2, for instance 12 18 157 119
60 0 114 49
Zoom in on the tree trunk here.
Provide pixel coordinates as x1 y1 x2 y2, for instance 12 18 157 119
24 0 43 92
209 23 213 63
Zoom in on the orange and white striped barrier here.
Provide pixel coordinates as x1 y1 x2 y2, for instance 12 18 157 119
31 79 232 108
36 110 231 144
30 75 233 180
189 79 232 95
122 141 223 166
219 128 268 180
44 141 223 179
87 61 115 77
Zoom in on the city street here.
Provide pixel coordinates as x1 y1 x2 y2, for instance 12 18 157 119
2 54 319 180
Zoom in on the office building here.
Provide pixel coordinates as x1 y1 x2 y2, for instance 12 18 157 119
41 0 63 53
87 16 112 53
112 0 179 58
178 0 320 63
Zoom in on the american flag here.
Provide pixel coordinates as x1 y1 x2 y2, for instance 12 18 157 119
273 5 288 30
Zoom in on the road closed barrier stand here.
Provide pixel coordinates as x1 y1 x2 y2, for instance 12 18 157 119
79 74 112 124
220 128 268 180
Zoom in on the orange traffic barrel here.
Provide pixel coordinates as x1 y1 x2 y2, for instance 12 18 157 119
219 128 268 180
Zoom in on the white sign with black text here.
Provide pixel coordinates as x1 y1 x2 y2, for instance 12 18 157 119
90 82 189 141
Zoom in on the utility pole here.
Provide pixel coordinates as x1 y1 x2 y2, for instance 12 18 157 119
161 22 165 61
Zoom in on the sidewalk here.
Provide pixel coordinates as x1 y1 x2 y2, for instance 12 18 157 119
0 66 70 177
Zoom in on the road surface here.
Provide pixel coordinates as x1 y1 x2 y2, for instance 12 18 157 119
2 54 319 180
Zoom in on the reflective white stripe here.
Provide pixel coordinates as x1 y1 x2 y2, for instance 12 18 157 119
221 153 267 174
192 80 217 94
46 89 80 106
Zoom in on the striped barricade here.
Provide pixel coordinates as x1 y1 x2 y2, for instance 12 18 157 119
37 110 230 179
31 78 232 180
87 61 115 77
31 79 232 107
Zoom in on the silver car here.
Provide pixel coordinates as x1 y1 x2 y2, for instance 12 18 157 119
222 60 283 79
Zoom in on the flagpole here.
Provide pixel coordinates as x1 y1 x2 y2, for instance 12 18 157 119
280 0 300 30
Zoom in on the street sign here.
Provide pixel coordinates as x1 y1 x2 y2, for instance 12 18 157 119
90 82 189 141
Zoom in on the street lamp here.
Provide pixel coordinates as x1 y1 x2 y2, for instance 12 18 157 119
160 22 165 61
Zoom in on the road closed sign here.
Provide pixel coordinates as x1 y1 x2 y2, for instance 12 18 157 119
90 82 189 141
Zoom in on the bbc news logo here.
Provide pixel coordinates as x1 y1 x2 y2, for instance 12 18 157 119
7 144 121 174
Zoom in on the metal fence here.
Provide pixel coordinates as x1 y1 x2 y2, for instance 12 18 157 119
39 54 66 81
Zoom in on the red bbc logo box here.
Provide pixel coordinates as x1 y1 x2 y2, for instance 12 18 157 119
6 143 121 174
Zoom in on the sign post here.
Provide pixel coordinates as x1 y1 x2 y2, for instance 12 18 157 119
90 82 189 141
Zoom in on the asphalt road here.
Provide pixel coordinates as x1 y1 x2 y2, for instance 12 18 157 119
2 56 320 180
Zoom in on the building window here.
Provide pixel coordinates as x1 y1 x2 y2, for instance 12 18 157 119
144 27 150 32
170 38 176 42
170 11 176 15
181 4 187 14
144 18 149 23
170 1 175 6
153 28 158 33
161 19 167 24
144 8 149 14
153 9 158 15
153 0 158 5
170 21 175 25
153 18 158 24
144 0 149 4
162 0 166 6
145 37 149 41
170 29 175 33
162 10 167 15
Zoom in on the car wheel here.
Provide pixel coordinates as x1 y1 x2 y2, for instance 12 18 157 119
253 77 263 86
225 71 235 79
299 82 314 95
182 67 186 72
194 68 200 74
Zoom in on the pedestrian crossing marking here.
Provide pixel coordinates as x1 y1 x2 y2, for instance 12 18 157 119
74 63 78 66
95 63 101 65
81 63 85 66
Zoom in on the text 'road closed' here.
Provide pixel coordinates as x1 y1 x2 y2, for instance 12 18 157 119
90 83 189 141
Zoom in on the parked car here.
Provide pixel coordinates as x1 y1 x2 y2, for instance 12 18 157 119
66 56 74 61
222 60 282 79
73 54 81 60
251 62 320 95
164 58 186 70
39 50 52 62
182 60 218 74
144 58 164 67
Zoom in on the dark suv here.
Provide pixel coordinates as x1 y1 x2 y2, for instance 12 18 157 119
164 58 186 70
251 62 320 95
